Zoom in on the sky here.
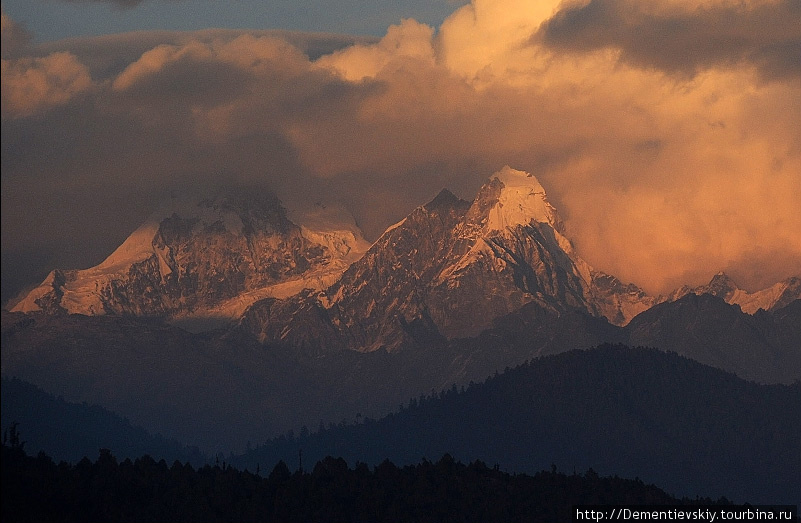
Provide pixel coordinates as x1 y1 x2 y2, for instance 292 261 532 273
2 0 800 306
0 0 467 42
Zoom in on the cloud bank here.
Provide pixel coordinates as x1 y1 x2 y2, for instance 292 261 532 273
2 0 800 302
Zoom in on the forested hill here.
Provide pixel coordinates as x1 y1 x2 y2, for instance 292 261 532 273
0 377 205 466
233 345 801 505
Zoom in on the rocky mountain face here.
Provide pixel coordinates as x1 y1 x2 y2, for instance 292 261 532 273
11 192 369 327
242 167 653 352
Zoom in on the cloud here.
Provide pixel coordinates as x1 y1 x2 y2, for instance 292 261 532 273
435 0 560 82
1 10 93 118
537 0 801 81
1 53 93 118
2 1 800 303
315 18 436 82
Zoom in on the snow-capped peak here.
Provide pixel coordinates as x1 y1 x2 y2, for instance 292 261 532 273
9 190 373 324
96 192 271 272
485 166 561 232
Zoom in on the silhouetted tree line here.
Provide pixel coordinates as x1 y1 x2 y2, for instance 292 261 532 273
2 426 721 523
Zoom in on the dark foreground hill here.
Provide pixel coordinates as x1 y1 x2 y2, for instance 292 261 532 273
3 437 715 523
232 345 801 506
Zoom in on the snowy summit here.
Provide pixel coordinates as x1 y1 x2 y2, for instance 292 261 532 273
485 166 561 232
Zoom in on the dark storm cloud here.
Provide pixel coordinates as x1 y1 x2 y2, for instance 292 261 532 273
537 0 801 80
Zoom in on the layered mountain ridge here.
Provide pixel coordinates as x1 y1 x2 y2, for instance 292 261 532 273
8 167 799 350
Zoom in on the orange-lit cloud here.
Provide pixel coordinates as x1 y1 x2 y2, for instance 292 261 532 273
0 13 92 119
1 14 92 119
1 54 92 118
1 0 799 302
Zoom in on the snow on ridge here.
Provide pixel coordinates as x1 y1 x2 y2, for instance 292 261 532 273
97 195 254 273
9 218 164 315
491 165 547 192
9 192 373 318
176 263 350 331
97 220 160 271
8 272 58 313
382 217 408 235
301 226 370 262
662 272 801 314
728 278 798 314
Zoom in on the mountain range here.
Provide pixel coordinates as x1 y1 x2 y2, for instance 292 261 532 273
10 167 797 343
2 166 799 461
